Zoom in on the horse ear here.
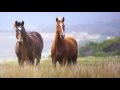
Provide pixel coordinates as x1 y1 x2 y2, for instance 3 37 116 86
62 17 65 22
56 17 58 22
22 21 24 26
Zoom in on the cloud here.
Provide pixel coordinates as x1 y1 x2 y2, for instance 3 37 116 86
107 37 111 40
71 32 100 41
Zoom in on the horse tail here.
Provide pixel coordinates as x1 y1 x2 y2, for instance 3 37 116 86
37 33 43 50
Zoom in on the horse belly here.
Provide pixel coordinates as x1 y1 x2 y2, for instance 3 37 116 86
29 35 43 55
65 38 78 59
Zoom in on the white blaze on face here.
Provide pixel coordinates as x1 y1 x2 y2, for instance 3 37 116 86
60 22 65 38
57 17 65 38
17 26 23 42
58 17 64 33
18 26 22 31
60 23 63 34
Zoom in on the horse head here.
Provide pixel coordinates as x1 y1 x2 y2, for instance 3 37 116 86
56 17 65 40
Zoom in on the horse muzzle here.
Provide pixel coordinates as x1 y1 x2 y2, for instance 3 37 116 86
60 33 65 39
17 39 23 45
17 39 23 42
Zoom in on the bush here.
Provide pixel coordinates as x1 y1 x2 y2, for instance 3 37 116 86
79 36 120 57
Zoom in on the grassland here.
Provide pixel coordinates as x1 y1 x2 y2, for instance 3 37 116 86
0 56 120 78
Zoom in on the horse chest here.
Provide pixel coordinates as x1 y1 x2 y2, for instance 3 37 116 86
56 47 65 59
17 45 31 60
56 51 62 59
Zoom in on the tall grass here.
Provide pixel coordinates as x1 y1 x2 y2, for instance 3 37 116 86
0 57 120 78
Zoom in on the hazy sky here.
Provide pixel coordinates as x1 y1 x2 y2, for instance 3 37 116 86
0 12 120 61
0 12 120 30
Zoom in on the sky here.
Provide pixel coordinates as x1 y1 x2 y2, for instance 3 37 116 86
0 12 120 30
0 12 120 61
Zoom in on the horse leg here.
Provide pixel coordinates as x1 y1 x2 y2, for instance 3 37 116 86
52 57 57 68
61 57 67 66
58 60 62 67
36 56 40 66
72 54 77 66
18 58 21 65
67 59 72 66
18 59 24 66
31 59 34 65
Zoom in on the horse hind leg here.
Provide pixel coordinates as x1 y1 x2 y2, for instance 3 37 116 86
67 59 72 66
36 55 41 66
18 58 24 67
72 54 77 66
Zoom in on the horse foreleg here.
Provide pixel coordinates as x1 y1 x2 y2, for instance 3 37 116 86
36 57 40 66
61 57 67 66
18 59 24 67
18 59 21 65
29 59 34 66
52 57 57 68
58 60 62 67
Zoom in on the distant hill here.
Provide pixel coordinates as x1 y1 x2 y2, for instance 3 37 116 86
36 19 120 47
1 19 120 58
1 18 120 37
66 19 120 37
79 36 120 57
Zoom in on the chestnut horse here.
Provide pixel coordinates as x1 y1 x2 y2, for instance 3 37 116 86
14 21 43 66
51 17 78 68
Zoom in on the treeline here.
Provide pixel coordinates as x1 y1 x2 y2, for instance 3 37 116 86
79 36 120 57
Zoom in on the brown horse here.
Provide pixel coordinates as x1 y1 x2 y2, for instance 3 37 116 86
51 17 78 68
14 21 43 66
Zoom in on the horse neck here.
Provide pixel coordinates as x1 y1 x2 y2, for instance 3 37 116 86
55 29 63 48
22 29 29 46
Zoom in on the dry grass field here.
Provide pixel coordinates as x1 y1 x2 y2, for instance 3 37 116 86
0 57 120 78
